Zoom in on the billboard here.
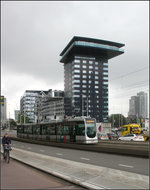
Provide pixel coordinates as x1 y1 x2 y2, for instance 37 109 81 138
0 96 4 106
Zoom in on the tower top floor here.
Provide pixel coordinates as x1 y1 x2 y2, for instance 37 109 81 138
60 36 125 63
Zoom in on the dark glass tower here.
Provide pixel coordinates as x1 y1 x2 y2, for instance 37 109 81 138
60 36 125 122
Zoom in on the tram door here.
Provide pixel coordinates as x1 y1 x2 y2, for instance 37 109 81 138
70 123 76 142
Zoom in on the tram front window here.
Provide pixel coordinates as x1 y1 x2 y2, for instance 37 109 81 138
86 122 96 138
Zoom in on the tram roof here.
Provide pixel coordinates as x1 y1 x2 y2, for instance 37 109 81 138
17 117 95 126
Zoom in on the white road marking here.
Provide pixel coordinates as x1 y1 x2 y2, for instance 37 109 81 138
119 164 134 168
80 157 90 161
27 147 31 150
40 150 45 152
56 153 63 156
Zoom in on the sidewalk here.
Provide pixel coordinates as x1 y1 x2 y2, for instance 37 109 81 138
1 155 82 189
1 147 149 189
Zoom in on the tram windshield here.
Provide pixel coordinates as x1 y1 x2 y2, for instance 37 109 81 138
85 119 96 138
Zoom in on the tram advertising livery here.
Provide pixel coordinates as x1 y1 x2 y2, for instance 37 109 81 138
17 117 98 144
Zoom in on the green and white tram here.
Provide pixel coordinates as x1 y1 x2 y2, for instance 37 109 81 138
17 117 98 144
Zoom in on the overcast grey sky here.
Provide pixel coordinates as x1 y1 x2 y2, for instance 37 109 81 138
1 1 149 118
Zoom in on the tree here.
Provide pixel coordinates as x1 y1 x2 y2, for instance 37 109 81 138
109 114 127 128
130 118 137 124
9 119 17 126
8 119 17 130
17 112 30 123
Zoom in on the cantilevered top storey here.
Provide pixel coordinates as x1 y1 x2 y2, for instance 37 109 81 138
60 36 125 63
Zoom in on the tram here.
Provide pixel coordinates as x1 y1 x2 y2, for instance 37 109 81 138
17 117 98 144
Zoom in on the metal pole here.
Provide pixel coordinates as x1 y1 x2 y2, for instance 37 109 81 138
120 115 122 126
20 113 21 124
87 96 88 117
9 111 10 130
24 111 25 124
112 114 114 128
82 95 84 116
54 101 56 119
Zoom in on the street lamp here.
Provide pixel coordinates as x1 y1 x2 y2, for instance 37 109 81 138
82 94 88 117
20 112 22 124
82 94 84 116
24 110 26 124
54 101 56 119
86 96 88 117
7 103 11 130
9 111 10 130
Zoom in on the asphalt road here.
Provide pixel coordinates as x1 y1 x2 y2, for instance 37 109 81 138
1 156 83 189
10 139 149 176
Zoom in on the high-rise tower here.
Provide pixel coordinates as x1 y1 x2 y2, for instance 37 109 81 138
137 91 148 118
60 36 125 122
128 91 148 119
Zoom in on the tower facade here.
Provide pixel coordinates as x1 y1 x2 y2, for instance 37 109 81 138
128 91 148 119
128 96 139 117
0 96 7 127
60 36 125 122
137 91 148 118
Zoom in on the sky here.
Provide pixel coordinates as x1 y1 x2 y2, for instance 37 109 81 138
1 1 149 119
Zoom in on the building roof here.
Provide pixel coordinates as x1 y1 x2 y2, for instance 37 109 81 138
60 36 125 63
25 90 51 94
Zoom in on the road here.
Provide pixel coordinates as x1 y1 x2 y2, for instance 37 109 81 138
1 156 83 189
11 139 149 176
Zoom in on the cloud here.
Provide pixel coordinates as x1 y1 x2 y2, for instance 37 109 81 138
1 1 149 118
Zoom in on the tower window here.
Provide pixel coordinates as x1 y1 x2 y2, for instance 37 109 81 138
74 60 80 63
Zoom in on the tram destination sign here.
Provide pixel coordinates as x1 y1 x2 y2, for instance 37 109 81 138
86 120 95 123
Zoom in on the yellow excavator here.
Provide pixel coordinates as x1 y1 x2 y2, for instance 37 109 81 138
143 129 149 141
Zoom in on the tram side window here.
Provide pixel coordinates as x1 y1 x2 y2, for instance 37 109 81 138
24 126 31 134
76 122 85 136
36 126 41 135
27 125 32 134
33 126 37 134
47 125 51 135
64 124 69 135
42 125 47 135
18 126 23 133
50 124 56 135
24 126 28 134
57 124 63 135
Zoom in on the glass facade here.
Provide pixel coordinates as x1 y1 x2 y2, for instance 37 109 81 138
20 91 40 123
64 56 109 122
74 41 124 53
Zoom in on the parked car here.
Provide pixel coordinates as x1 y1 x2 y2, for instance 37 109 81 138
143 130 149 141
98 133 109 140
133 135 145 141
107 133 119 140
118 134 137 141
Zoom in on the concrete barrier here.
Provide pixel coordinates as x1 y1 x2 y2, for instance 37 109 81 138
10 137 149 158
